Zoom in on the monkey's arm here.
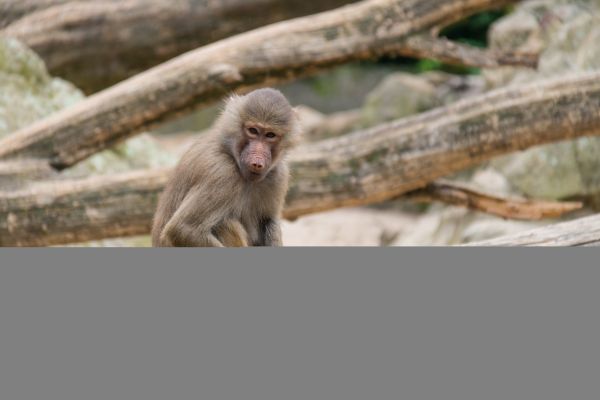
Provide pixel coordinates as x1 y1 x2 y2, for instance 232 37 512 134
159 185 228 247
258 217 283 246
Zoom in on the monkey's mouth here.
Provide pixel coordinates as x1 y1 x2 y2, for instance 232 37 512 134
246 171 265 182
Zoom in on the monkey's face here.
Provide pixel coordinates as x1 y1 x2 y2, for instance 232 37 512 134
223 88 299 182
237 121 281 182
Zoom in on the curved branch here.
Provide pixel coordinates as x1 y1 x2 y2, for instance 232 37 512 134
0 0 70 28
0 0 517 169
406 181 582 220
2 0 357 93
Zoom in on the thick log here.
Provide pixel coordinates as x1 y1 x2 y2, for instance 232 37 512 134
0 0 517 169
2 71 600 246
406 181 582 221
465 214 600 246
1 0 357 93
0 159 56 189
0 0 69 28
0 169 167 247
282 71 600 218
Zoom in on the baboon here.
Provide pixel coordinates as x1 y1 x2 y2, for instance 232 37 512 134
152 88 301 247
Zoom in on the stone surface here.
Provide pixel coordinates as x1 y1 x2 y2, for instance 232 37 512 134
392 169 545 245
0 37 82 138
360 71 485 127
485 0 600 201
360 72 439 126
0 37 175 246
282 207 417 246
0 36 176 180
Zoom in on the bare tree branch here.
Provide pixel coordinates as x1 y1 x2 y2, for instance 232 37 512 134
282 71 600 218
406 181 582 220
0 0 517 169
400 34 538 69
1 0 358 93
0 0 70 28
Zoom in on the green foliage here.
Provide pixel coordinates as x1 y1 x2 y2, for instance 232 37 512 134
441 9 511 48
416 59 480 76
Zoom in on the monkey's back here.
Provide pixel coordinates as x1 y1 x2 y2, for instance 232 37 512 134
151 138 219 246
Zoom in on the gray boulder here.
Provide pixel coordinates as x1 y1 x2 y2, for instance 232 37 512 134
0 36 176 182
485 0 600 201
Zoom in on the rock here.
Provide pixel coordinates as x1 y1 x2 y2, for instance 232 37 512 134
282 208 417 246
0 37 175 246
391 168 544 245
0 37 83 138
484 0 591 87
491 140 597 200
66 133 176 178
392 202 550 245
359 71 485 127
483 0 600 202
0 37 176 180
278 64 404 114
360 72 440 126
0 36 176 178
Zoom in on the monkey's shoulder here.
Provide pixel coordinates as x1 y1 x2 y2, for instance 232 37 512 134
177 143 239 182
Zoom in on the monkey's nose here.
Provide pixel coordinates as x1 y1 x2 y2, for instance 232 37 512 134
251 162 264 171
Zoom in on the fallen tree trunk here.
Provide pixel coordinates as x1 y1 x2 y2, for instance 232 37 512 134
0 160 56 189
1 0 358 93
406 181 582 221
0 169 166 247
465 214 600 246
0 0 70 28
0 0 518 169
283 71 600 218
2 71 600 246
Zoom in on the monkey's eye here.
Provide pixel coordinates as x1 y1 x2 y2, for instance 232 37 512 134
265 132 277 139
248 127 259 136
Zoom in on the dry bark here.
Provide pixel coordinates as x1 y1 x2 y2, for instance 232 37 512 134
465 214 600 246
0 169 165 246
0 159 56 189
406 181 582 221
282 71 600 218
400 34 538 69
0 0 517 170
0 0 70 28
2 71 600 246
1 0 358 93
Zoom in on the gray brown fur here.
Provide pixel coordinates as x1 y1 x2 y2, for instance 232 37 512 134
151 88 300 247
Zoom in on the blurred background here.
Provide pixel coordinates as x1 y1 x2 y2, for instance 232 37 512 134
1 0 599 246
